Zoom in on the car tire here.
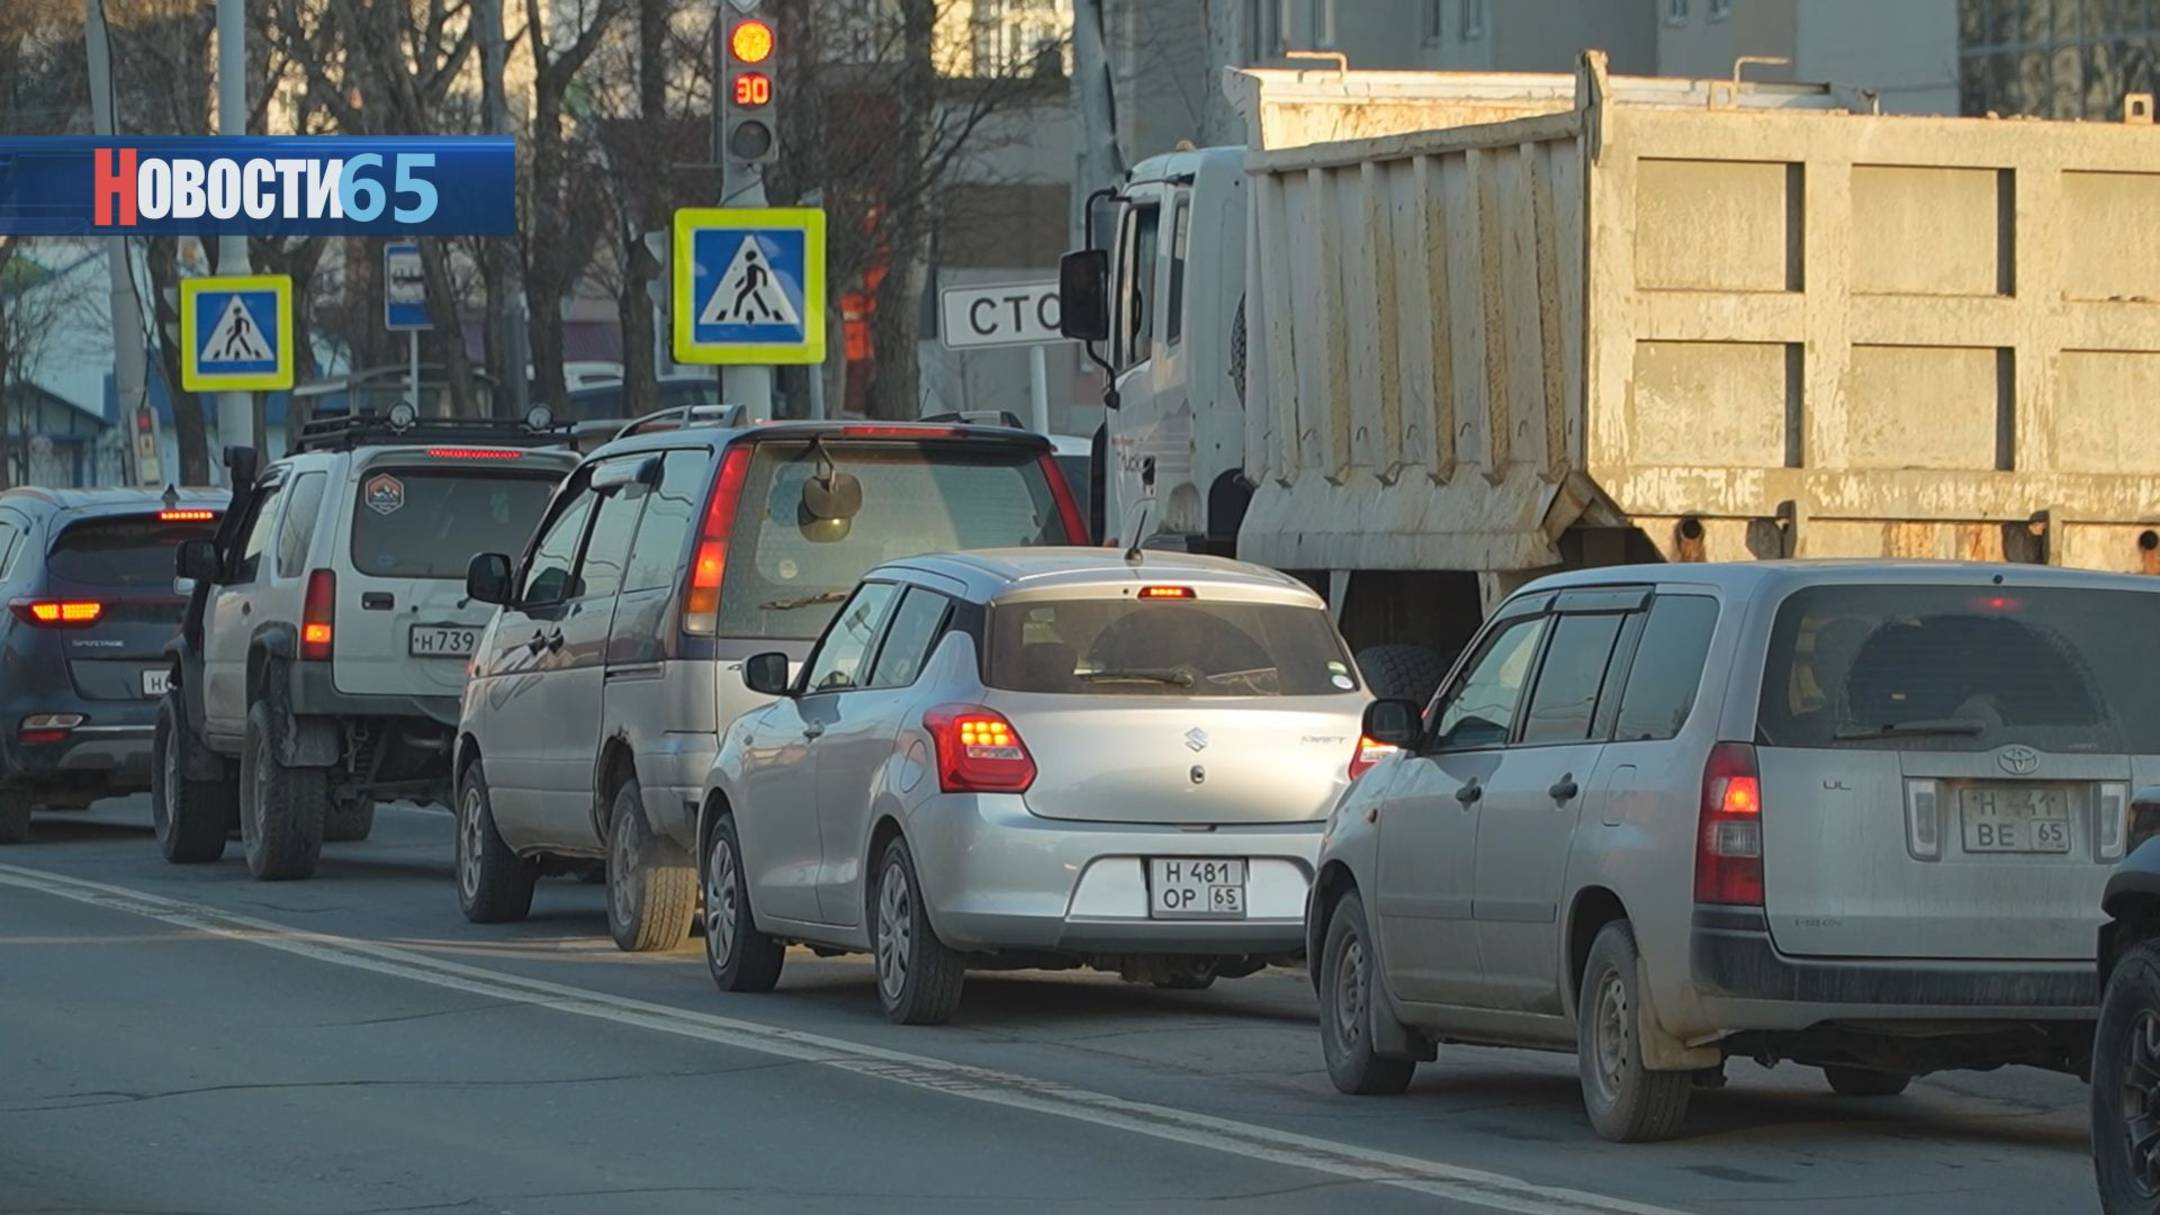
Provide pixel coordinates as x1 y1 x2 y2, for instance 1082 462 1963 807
325 797 376 843
605 779 696 953
152 692 231 863
1822 1066 1911 1097
2094 940 2160 1213
239 697 326 881
1355 643 1450 705
1319 890 1418 1096
704 815 784 993
870 835 966 1025
1578 921 1691 1142
455 761 537 924
0 791 29 845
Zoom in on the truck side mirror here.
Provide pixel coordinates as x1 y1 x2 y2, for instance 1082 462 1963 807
175 538 221 584
1059 250 1111 342
465 553 513 606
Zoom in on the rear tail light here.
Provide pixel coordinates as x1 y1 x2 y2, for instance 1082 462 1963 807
1348 736 1395 782
1695 742 1764 906
1904 778 1942 861
923 704 1036 793
682 447 753 637
1038 452 1088 543
19 713 84 746
2100 782 2131 861
10 600 104 627
301 570 335 661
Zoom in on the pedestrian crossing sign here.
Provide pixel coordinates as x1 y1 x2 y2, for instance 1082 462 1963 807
672 207 825 366
180 275 294 392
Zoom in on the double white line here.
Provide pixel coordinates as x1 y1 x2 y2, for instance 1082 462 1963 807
0 862 1692 1215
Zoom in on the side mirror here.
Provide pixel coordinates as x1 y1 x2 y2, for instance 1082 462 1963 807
1362 698 1424 749
222 444 259 487
742 651 793 698
175 538 221 583
465 553 513 606
1058 249 1111 342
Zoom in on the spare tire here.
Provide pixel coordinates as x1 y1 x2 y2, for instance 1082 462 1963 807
1355 644 1449 705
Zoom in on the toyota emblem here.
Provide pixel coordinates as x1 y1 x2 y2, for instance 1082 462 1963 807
1997 745 2040 776
1185 728 1209 753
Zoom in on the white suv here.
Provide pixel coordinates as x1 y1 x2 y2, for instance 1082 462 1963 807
153 415 577 880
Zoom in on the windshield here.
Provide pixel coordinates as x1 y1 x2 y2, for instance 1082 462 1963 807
348 469 560 579
717 440 1071 640
985 597 1359 697
1756 582 2160 753
47 515 219 589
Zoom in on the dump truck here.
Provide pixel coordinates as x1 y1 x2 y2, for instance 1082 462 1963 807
1060 52 2160 697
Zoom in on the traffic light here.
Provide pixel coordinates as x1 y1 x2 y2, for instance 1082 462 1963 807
722 11 778 169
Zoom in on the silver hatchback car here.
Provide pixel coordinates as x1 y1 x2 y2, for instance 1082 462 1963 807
698 548 1378 1023
1314 562 2148 1141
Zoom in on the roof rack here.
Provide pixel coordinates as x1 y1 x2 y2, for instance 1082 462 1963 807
613 403 748 440
294 410 576 454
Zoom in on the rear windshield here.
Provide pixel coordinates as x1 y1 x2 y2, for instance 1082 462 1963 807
47 515 219 588
349 469 559 579
985 597 1359 697
1757 583 2160 754
718 440 1070 640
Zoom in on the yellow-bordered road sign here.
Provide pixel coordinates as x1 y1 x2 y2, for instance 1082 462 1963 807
180 274 294 392
672 207 825 365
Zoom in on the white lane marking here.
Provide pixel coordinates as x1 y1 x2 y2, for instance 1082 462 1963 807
0 863 1694 1215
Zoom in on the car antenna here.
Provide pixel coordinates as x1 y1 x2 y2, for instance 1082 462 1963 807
1123 501 1152 565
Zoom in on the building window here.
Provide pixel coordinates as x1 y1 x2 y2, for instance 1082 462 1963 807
1666 0 1689 25
1460 0 1485 41
1423 0 1442 44
1958 0 2160 120
1310 0 1335 49
1709 0 1732 19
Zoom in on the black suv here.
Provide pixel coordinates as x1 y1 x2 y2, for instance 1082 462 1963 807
0 486 226 843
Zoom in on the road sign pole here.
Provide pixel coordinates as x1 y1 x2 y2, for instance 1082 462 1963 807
216 0 254 459
409 331 421 415
1028 344 1051 435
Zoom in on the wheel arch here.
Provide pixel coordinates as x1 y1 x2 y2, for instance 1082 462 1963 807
1307 859 1360 990
592 733 639 841
2101 891 2160 987
862 813 908 926
1565 885 1631 1019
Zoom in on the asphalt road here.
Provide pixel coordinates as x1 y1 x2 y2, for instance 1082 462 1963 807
0 798 2101 1215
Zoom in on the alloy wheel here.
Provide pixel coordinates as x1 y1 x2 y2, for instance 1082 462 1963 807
457 785 484 903
155 720 179 837
2122 1009 2160 1196
706 836 740 972
876 863 911 1001
610 820 639 926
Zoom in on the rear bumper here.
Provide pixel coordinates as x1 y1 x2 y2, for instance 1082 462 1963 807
292 663 460 728
1 724 156 794
1690 907 2096 1025
907 794 1321 957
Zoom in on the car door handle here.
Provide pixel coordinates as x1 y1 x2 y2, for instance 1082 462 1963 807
544 628 565 653
526 630 547 654
1454 780 1482 806
801 724 825 740
361 592 394 610
240 601 250 616
1549 775 1580 801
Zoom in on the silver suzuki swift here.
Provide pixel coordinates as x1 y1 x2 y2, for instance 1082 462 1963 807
697 547 1380 1023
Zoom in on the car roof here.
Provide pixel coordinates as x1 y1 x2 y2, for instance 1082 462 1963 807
880 547 1324 606
1521 559 2160 600
0 486 230 518
584 419 1055 462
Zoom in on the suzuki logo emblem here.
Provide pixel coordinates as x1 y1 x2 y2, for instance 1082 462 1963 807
1184 728 1209 753
1998 745 2040 776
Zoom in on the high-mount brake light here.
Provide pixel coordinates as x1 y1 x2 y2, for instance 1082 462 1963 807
922 704 1036 793
426 447 523 460
12 600 103 627
682 447 754 637
1138 586 1193 599
839 425 960 438
157 509 216 522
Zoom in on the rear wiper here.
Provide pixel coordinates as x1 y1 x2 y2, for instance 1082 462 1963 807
1833 717 1986 741
759 590 851 611
1078 668 1194 687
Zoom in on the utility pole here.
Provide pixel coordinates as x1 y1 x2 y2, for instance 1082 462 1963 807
716 0 774 418
87 0 155 486
215 0 253 456
1071 0 1126 252
476 0 531 418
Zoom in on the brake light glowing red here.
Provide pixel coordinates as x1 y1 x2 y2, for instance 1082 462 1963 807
682 447 753 636
840 425 959 438
1348 735 1395 781
923 704 1036 793
12 600 103 627
1695 742 1765 906
1038 452 1088 543
301 570 335 660
157 509 216 522
425 447 523 460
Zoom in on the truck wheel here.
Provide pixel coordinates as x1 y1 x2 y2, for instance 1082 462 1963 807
152 692 231 863
0 792 29 844
455 761 536 923
1319 890 1417 1095
1823 1066 1911 1097
870 836 967 1025
239 698 326 881
1578 921 1692 1142
2094 940 2160 1213
704 815 784 993
605 779 696 953
325 797 376 843
1355 644 1449 705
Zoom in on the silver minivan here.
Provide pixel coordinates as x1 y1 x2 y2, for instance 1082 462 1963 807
454 417 1087 952
1313 562 2143 1141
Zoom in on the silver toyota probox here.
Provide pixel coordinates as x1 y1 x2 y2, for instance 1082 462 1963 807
697 548 1380 1024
